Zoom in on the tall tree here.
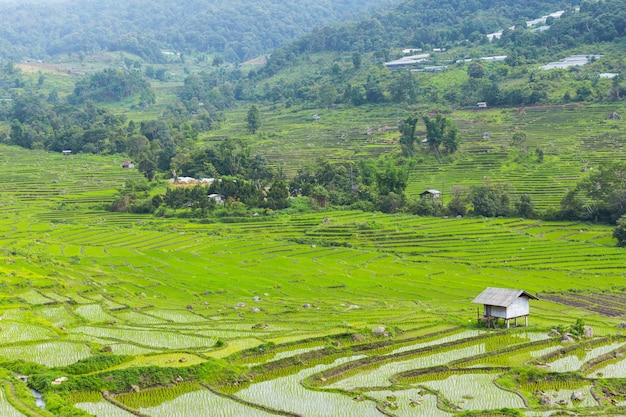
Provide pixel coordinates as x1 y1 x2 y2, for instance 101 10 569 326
389 70 417 104
470 180 511 217
265 179 290 210
399 115 419 157
318 82 337 109
246 104 261 134
423 114 460 154
467 62 485 79
515 194 535 218
614 215 626 247
352 52 362 69
576 162 626 223
511 131 528 151
442 122 459 154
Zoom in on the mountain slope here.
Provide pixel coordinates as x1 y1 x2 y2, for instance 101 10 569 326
278 0 579 54
0 0 397 61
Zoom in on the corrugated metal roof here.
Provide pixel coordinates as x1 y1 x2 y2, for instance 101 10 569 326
472 287 539 307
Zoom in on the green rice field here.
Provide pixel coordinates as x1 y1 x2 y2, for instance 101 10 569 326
1 101 626 416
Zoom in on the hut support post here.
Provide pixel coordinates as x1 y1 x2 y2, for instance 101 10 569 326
525 316 528 327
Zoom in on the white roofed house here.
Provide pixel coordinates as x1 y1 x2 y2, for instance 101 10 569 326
208 194 224 204
472 287 539 328
419 189 440 199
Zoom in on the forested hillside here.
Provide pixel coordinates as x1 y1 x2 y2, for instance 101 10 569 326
283 0 578 54
0 0 625 230
0 0 396 62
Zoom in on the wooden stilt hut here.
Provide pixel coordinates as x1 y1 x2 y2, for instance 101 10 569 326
472 287 539 328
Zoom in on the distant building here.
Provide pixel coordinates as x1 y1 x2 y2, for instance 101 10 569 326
419 189 441 199
62 150 72 156
121 161 135 169
412 65 447 73
477 102 488 109
208 194 224 204
472 287 539 328
538 55 603 70
384 53 430 70
487 31 503 41
480 56 507 62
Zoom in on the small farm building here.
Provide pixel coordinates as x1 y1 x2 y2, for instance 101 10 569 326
477 102 488 109
122 161 134 169
208 194 224 204
419 189 440 199
383 53 430 70
472 287 539 328
62 150 72 156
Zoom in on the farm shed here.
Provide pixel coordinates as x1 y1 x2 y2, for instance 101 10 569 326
208 194 224 204
472 287 539 328
419 189 440 199
121 161 134 169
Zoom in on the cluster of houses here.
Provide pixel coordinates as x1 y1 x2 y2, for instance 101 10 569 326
168 176 215 185
168 177 224 204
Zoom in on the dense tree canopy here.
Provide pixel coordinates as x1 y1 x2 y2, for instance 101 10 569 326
0 0 396 61
261 0 580 74
552 162 626 225
73 69 151 103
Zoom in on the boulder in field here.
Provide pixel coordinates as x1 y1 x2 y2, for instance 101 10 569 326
351 333 365 342
548 329 561 337
372 326 386 335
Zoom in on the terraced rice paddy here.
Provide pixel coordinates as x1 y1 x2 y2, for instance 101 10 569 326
420 373 525 410
366 390 451 417
327 344 488 389
74 400 136 417
1 101 626 417
237 356 383 417
0 341 92 367
408 103 626 210
0 388 27 417
546 341 626 372
588 356 626 379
